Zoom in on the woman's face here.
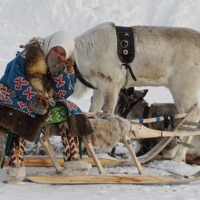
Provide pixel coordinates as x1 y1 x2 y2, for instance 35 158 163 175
47 46 66 61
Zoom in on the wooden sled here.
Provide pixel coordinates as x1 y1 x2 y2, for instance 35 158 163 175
22 104 200 184
8 104 200 184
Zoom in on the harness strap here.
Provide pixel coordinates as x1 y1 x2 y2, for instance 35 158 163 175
116 26 137 82
143 105 150 127
163 115 175 130
122 63 137 81
74 62 97 90
121 97 142 118
116 26 135 63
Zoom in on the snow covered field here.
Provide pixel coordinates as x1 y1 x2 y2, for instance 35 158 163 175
1 0 200 199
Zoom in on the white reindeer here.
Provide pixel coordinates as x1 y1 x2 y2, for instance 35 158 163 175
72 22 200 163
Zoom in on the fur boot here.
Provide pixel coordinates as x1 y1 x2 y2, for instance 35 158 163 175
7 137 26 181
59 125 92 172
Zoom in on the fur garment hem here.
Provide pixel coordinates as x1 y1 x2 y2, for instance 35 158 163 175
0 104 48 142
68 114 94 137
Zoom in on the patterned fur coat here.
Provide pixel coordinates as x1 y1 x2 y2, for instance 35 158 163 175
0 46 82 141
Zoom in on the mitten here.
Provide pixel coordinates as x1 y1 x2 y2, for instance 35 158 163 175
28 94 49 115
47 54 65 76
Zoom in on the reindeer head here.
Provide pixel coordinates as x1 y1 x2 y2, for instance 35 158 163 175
114 87 148 118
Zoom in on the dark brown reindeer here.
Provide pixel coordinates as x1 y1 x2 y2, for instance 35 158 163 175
114 87 179 157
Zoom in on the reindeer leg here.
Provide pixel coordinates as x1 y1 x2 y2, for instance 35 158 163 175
122 135 145 175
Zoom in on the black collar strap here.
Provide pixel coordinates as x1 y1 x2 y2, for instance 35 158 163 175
116 26 137 82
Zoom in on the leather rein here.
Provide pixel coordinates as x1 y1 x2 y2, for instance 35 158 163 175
73 62 97 90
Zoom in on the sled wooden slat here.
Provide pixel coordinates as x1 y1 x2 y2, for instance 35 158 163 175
178 127 200 131
122 135 145 174
129 113 188 123
26 172 200 184
130 124 200 139
82 137 106 174
83 112 188 124
183 121 200 126
4 156 134 167
4 155 200 167
39 135 63 172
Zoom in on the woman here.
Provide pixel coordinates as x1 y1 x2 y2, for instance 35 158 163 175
0 31 92 179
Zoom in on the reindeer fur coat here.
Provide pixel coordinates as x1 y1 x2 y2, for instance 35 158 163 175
0 44 83 141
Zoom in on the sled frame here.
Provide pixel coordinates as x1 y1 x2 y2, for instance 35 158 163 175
37 104 199 176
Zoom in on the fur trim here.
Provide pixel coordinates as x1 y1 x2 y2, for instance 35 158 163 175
0 104 48 142
64 54 74 72
68 114 94 137
25 42 54 98
27 37 75 72
25 41 75 96
8 166 26 181
88 114 131 153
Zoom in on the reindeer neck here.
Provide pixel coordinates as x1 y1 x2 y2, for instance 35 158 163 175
125 100 149 119
143 105 150 119
122 99 147 118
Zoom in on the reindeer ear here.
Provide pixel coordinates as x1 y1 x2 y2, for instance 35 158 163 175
127 87 135 96
140 89 148 98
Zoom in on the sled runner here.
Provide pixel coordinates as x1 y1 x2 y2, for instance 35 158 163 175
25 170 200 185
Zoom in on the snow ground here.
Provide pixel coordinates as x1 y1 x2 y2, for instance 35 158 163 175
1 0 200 199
